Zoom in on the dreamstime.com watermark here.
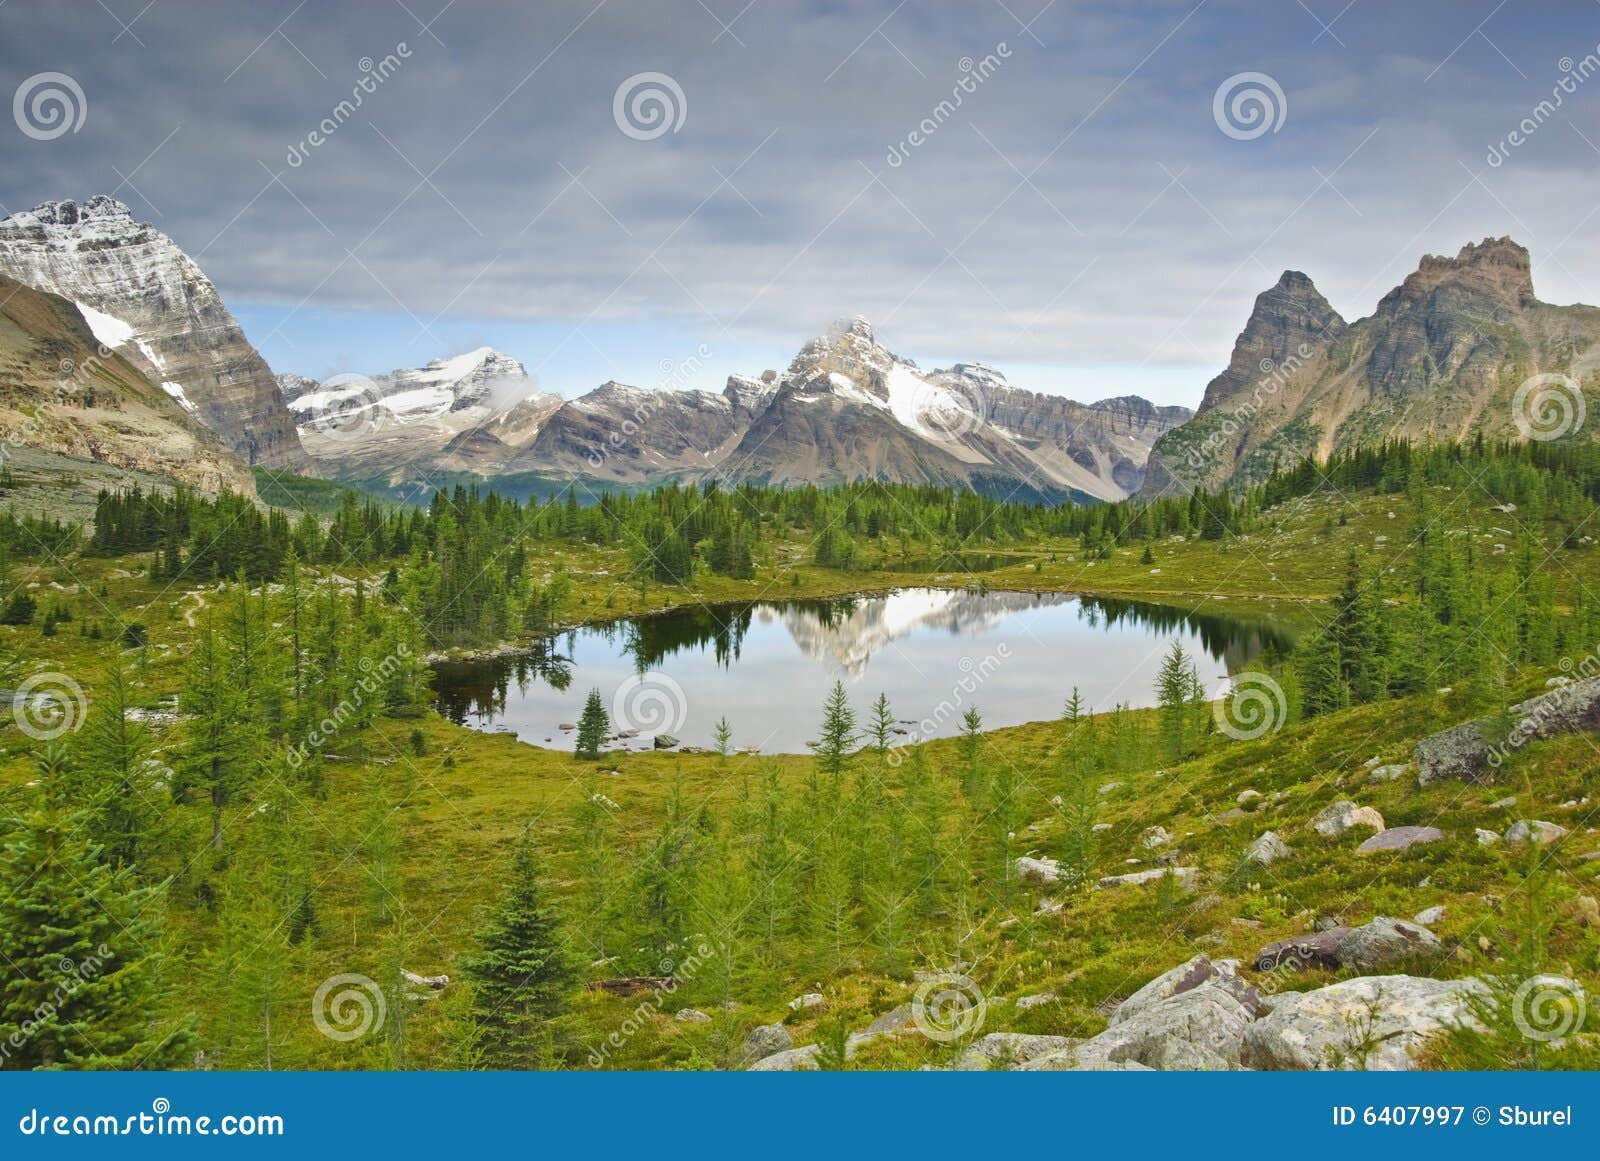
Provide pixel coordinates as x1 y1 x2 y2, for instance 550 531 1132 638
584 346 711 469
1511 372 1587 442
885 44 1010 168
8 671 88 742
13 71 86 141
1485 47 1600 167
311 972 387 1042
1485 647 1598 769
1212 71 1287 141
286 644 413 768
0 944 115 1066
886 644 1011 766
1183 343 1315 478
1 346 120 469
586 939 719 1067
285 45 412 167
16 1099 283 1138
613 72 687 141
911 973 987 1042
1211 671 1288 742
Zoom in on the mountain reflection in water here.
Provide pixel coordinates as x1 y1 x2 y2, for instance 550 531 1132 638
433 588 1295 754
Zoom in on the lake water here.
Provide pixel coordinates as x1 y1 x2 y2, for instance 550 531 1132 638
433 588 1295 754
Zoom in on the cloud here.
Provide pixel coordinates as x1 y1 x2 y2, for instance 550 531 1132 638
4 0 1600 401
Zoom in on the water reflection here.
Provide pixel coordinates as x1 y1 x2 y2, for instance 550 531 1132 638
433 587 1295 753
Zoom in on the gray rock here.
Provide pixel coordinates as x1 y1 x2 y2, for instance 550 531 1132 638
1357 825 1445 853
1334 917 1442 972
747 1044 820 1071
1140 825 1173 849
1237 788 1263 805
1412 905 1447 926
787 992 824 1012
951 1032 1079 1070
1311 800 1385 839
1098 866 1198 891
862 1004 915 1035
1416 675 1600 784
1367 763 1411 783
1016 1052 1155 1071
1014 992 1057 1010
1244 830 1293 865
1476 827 1501 846
1505 819 1569 845
675 1008 712 1023
1253 929 1348 972
1013 855 1061 885
653 733 679 749
1078 956 1260 1070
1241 975 1487 1070
740 1023 793 1064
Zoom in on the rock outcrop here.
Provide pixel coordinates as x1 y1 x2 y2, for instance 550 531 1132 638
1143 238 1600 497
0 197 309 471
1416 675 1600 784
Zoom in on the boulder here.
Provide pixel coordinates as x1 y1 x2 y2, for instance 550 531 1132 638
787 992 824 1012
1014 855 1061 885
1098 866 1198 891
1416 675 1600 784
1505 819 1569 845
653 733 679 749
1334 917 1442 972
1367 763 1410 783
1241 975 1487 1070
747 1044 820 1071
951 1032 1079 1070
1244 830 1292 866
675 1008 712 1023
1015 1052 1155 1071
1253 929 1348 972
1476 828 1502 846
1076 956 1261 1070
740 1023 793 1064
1413 905 1447 926
1311 800 1385 839
1014 992 1057 1010
1140 825 1173 849
1357 825 1444 853
861 1004 914 1035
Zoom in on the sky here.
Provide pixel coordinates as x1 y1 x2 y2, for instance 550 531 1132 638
5 0 1600 406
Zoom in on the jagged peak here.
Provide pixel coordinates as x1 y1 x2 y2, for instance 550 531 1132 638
827 315 875 342
9 195 136 227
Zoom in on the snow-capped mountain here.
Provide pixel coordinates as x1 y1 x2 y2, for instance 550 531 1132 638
296 317 1187 502
0 197 309 471
770 589 1073 678
281 349 562 479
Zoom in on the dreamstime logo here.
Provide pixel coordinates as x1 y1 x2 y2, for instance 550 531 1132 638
13 72 87 141
587 344 711 469
311 973 386 1042
611 672 688 736
911 380 986 440
885 43 1010 167
1211 671 1287 741
1512 975 1587 1042
1212 72 1287 141
285 44 412 167
302 373 389 441
911 973 987 1042
10 672 87 741
612 72 687 141
887 645 1011 766
1512 373 1586 441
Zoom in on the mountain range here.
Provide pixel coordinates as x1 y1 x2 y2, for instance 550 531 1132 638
281 315 1191 503
0 196 1593 509
1141 237 1600 496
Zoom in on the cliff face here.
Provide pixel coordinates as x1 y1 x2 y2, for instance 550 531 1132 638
0 271 255 495
1142 239 1600 496
0 197 310 472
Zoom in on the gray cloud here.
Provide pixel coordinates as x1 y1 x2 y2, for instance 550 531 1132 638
5 0 1600 398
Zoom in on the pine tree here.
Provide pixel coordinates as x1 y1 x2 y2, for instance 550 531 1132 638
1155 640 1201 761
69 651 162 869
712 716 733 760
574 689 609 761
810 681 858 778
460 831 576 1069
0 745 193 1069
180 613 247 853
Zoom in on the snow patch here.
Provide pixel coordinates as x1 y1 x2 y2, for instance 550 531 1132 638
73 301 134 349
160 381 197 413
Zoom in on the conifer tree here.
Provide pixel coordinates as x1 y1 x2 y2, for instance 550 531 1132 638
574 689 609 760
810 681 858 778
1155 640 1202 760
460 831 575 1069
0 744 193 1070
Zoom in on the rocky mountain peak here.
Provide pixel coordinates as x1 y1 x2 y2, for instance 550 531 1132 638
0 194 309 470
1383 236 1535 313
1196 270 1346 414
